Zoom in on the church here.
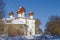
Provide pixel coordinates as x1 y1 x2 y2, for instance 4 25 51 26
2 6 42 36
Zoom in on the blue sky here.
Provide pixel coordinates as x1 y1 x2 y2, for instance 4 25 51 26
3 0 60 32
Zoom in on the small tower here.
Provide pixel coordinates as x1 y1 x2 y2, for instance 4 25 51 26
29 11 34 19
27 11 35 36
9 11 14 18
17 6 26 17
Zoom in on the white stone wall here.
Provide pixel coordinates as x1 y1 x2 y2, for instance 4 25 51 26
11 18 26 24
27 19 35 36
30 16 33 19
10 16 14 18
3 17 36 36
22 12 25 17
18 14 22 17
18 12 25 17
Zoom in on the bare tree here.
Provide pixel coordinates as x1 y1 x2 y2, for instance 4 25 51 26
35 19 42 34
45 16 60 36
0 0 5 36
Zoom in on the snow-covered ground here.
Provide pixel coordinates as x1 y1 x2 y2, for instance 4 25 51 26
0 34 60 40
21 33 42 40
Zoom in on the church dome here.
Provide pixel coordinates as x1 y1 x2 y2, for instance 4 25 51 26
9 11 14 16
17 7 26 14
29 11 34 16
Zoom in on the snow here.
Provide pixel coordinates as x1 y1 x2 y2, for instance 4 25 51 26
34 33 42 36
0 38 6 40
0 34 60 40
24 36 34 39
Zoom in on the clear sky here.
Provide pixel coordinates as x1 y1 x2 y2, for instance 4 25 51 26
3 0 60 32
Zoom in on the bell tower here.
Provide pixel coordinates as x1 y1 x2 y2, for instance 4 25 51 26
17 6 26 18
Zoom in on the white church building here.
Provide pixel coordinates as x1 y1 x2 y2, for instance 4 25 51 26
2 6 42 36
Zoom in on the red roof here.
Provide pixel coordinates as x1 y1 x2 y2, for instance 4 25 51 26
17 7 26 14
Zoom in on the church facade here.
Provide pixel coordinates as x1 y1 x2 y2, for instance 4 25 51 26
2 6 42 36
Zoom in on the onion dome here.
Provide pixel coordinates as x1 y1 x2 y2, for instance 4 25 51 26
17 10 22 14
29 11 34 16
17 6 26 14
9 11 14 16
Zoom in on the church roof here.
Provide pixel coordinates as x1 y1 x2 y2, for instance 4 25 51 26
17 7 26 14
9 11 14 16
29 11 34 16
